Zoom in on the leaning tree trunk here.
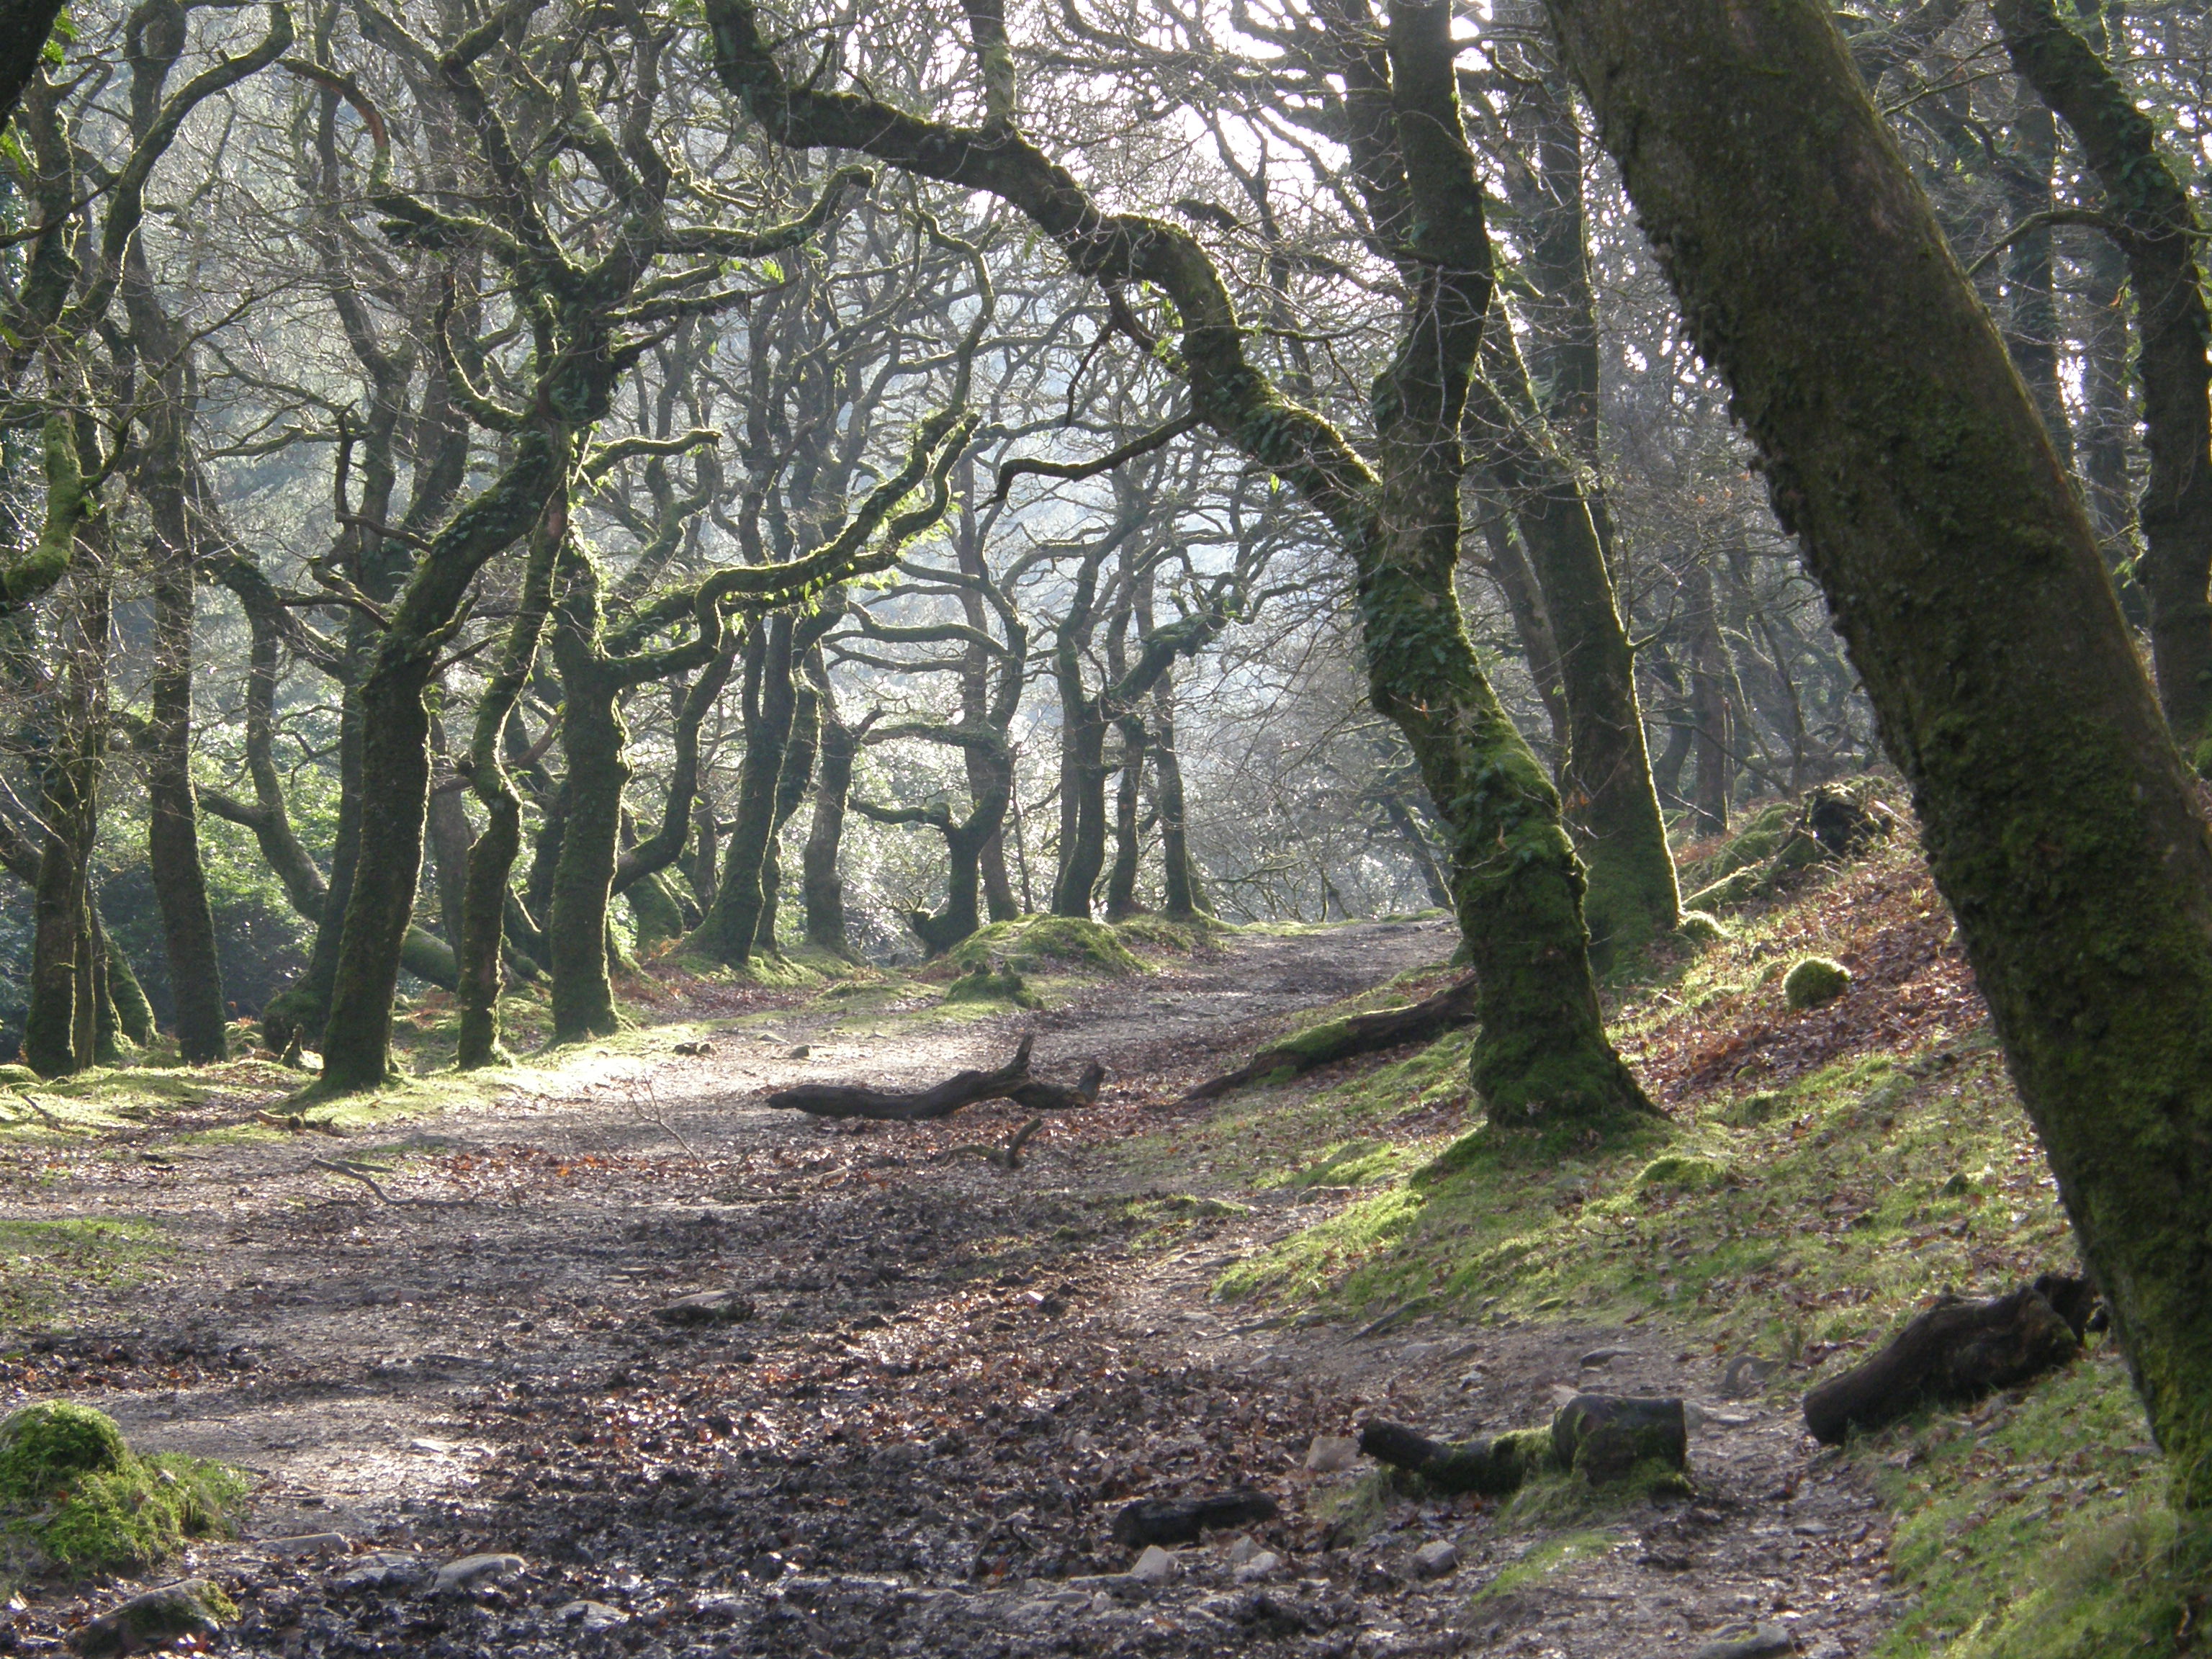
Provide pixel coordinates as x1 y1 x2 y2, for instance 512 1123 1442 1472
1993 0 2212 765
1104 711 1148 918
1545 0 2212 1506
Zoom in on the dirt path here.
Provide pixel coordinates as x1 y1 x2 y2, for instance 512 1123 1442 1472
4 920 1897 1658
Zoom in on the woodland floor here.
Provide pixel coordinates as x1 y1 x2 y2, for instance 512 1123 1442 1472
0 904 2022 1658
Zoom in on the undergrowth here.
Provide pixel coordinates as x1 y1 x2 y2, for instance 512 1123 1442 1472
1124 832 2204 1658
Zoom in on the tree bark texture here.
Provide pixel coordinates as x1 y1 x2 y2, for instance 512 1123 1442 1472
1545 0 2212 1506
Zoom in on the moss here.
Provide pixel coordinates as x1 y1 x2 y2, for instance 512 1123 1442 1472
948 915 1148 977
1673 909 1730 947
1784 956 1852 1010
0 1403 243 1577
0 1066 37 1086
941 965 1043 1010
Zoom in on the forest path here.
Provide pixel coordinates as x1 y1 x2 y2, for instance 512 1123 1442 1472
7 918 1892 1658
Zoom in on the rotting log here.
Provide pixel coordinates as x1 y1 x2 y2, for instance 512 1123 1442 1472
1182 976 1480 1102
1802 1273 2097 1444
763 1035 1104 1121
1362 1393 1690 1496
1357 1420 1553 1496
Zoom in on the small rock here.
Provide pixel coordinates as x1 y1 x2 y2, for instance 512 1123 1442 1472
68 1581 235 1657
652 1289 756 1326
1304 1435 1358 1474
1232 1550 1281 1583
1689 1625 1795 1659
331 1552 428 1591
432 1552 526 1595
258 1532 350 1559
408 1437 459 1454
557 1600 629 1631
1722 1354 1783 1398
673 1040 714 1057
1130 1545 1178 1586
1225 1534 1263 1567
1580 1347 1634 1367
786 1044 811 1060
1411 1539 1460 1579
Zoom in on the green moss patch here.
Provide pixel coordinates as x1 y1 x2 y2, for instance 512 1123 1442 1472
941 965 1043 1010
1784 956 1852 1010
0 1403 243 1578
948 916 1148 977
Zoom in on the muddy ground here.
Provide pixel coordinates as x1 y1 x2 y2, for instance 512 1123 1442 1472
1 921 1897 1657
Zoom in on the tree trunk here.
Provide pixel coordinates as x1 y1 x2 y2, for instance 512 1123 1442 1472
1995 99 2073 462
1051 690 1110 919
1686 562 1732 835
801 673 860 956
694 619 793 965
1992 0 2212 764
145 528 227 1061
1104 712 1148 918
1153 673 1209 918
757 647 823 955
547 547 630 1044
456 491 565 1069
1473 500 1568 767
23 564 109 1078
2077 230 2144 610
1470 323 1679 961
1545 0 2212 1506
319 432 562 1092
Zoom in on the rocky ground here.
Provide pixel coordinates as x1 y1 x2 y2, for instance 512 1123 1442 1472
0 920 1900 1658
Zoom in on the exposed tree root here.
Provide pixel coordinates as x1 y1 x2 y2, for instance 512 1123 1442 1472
1182 975 1480 1102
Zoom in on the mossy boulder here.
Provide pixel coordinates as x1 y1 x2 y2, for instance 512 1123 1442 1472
1783 956 1852 1010
1695 800 1796 884
0 1064 39 1086
1635 1153 1732 1192
1673 910 1730 948
0 1403 243 1577
948 916 1147 978
67 1580 237 1657
941 965 1044 1010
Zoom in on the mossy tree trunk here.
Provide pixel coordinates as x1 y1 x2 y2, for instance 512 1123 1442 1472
23 565 109 1079
1104 711 1148 919
1467 323 1678 962
1686 562 1731 835
1545 0 2212 1506
320 431 565 1089
122 258 227 1064
455 487 565 1068
1992 0 2212 765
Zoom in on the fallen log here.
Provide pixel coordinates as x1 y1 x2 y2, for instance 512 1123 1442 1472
1802 1273 2096 1444
764 1035 1104 1121
1361 1393 1691 1496
1182 975 1480 1102
1111 1488 1279 1547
